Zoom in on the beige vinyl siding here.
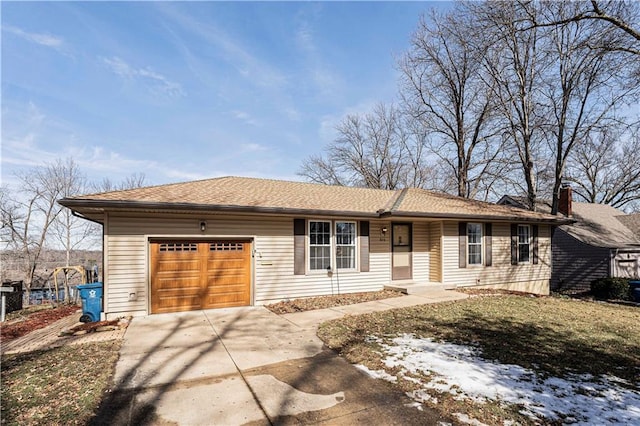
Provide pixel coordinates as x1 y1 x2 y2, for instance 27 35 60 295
104 213 393 318
412 222 430 282
256 220 391 302
441 221 551 294
428 222 442 282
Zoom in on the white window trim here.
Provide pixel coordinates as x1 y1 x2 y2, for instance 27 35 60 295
307 219 359 273
517 224 532 264
467 222 483 266
335 221 357 271
308 220 332 272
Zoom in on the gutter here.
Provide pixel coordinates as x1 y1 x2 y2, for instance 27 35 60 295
58 199 381 219
70 210 104 225
379 210 574 225
59 197 573 225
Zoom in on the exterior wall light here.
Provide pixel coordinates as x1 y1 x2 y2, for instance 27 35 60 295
200 221 207 232
380 226 388 241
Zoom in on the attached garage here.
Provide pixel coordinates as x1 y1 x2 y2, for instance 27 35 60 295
150 240 252 314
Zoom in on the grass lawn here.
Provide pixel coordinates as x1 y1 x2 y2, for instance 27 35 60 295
1 341 121 426
318 294 640 425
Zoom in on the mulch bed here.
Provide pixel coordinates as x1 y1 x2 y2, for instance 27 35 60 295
265 289 403 314
1 304 80 342
458 288 546 297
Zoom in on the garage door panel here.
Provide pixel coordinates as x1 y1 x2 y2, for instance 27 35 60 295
151 240 251 313
155 259 201 273
155 294 203 313
155 276 201 291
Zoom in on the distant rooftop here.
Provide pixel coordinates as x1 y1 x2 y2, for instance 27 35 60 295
498 194 640 249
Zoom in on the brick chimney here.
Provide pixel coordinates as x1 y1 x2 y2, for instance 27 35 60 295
559 185 572 216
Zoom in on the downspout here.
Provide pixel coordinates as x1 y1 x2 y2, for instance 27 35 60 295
610 248 619 278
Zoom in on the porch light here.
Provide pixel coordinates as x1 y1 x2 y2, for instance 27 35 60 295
380 226 388 240
200 221 207 232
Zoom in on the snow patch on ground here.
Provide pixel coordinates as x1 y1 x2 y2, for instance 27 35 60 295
453 412 490 426
359 334 640 425
355 364 397 382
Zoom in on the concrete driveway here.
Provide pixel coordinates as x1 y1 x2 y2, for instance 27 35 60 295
91 293 466 425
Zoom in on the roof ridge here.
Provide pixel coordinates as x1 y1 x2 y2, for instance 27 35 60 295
378 188 408 214
75 175 396 199
76 175 233 198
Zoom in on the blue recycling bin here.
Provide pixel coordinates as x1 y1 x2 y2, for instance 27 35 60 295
629 280 640 303
77 282 103 322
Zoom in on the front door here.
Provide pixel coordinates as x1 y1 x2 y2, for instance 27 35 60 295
392 223 412 280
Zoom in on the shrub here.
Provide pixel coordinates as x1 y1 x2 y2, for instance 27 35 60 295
590 277 630 301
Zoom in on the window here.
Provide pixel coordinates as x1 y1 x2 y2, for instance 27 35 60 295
335 222 356 269
518 225 531 263
467 223 483 265
308 220 358 271
210 242 244 251
309 221 331 270
159 243 197 252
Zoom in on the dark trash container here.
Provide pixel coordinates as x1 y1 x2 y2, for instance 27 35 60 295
629 280 640 303
3 281 23 313
77 282 103 323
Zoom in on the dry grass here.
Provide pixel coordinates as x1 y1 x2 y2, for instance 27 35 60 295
265 289 403 314
1 341 121 426
318 294 640 425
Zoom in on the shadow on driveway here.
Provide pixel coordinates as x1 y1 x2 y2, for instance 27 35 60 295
90 307 450 425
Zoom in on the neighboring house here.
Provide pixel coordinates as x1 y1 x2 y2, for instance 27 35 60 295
618 214 640 239
499 188 640 293
59 177 568 319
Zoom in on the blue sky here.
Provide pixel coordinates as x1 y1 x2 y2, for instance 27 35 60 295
2 1 448 190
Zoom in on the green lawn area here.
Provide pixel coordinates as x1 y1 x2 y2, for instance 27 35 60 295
1 341 121 426
318 294 640 425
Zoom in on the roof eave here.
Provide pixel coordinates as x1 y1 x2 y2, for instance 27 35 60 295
59 198 575 224
58 198 381 219
382 210 574 224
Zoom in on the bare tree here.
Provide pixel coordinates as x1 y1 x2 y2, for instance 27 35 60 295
538 2 639 214
92 172 147 192
50 158 100 300
298 103 432 190
473 1 552 210
399 6 504 198
526 0 640 55
566 126 640 210
0 162 69 302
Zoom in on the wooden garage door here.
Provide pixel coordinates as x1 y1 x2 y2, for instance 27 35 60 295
150 240 251 314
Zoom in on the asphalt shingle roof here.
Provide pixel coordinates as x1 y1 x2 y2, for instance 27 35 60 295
60 176 566 223
498 194 640 249
617 214 640 239
566 203 640 248
392 188 555 221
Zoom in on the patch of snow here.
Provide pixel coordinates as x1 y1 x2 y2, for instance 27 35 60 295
404 401 423 411
453 412 490 426
355 364 397 382
359 334 640 424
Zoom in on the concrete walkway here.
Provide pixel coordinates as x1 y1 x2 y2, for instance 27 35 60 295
92 290 467 425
